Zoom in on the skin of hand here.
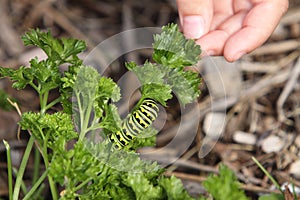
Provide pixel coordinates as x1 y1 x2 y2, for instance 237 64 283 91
176 0 289 62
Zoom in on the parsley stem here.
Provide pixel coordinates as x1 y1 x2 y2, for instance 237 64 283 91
44 96 62 112
29 82 40 94
79 102 93 140
40 91 49 115
3 140 13 200
73 177 93 192
23 169 49 200
40 141 58 200
32 146 41 184
13 136 35 200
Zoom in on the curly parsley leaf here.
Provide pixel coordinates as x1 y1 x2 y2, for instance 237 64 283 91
126 61 166 85
100 104 123 135
19 112 77 151
141 84 172 106
159 175 194 200
153 23 201 68
51 139 167 199
203 164 248 200
126 23 201 106
123 173 163 199
167 69 201 106
21 29 86 65
0 66 33 90
94 77 121 118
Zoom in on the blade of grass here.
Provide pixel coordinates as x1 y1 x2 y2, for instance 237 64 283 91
23 169 48 200
3 140 13 200
12 168 27 196
252 157 283 193
13 136 35 200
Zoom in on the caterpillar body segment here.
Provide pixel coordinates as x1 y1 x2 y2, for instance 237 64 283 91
111 98 159 148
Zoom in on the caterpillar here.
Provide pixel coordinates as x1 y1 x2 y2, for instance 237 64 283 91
111 98 159 148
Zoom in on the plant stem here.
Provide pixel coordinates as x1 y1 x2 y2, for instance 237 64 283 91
252 157 283 193
40 91 49 115
29 82 40 94
12 136 35 200
48 176 58 200
44 96 62 112
73 177 93 192
12 168 27 196
40 141 58 200
3 140 13 200
79 102 93 140
23 169 48 200
32 146 41 184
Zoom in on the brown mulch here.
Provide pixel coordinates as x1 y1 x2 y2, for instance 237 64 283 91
1 0 300 199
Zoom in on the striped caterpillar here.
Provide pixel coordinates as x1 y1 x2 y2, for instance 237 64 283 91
111 98 159 148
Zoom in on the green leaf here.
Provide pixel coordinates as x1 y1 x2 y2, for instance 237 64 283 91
72 66 100 136
94 77 121 118
22 29 86 65
51 139 166 199
167 69 201 105
202 164 248 200
126 61 172 106
159 176 194 200
19 112 77 151
100 104 123 134
152 23 201 68
258 193 285 200
29 57 61 93
126 61 166 85
123 173 163 200
141 84 172 106
0 66 33 90
126 24 202 106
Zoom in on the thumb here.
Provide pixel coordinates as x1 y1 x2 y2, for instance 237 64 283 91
176 0 213 39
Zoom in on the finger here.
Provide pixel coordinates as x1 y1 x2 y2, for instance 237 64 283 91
196 30 228 57
176 0 213 39
196 11 247 57
224 0 289 62
232 0 252 13
211 0 234 30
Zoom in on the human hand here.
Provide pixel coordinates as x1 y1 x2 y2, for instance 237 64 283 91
176 0 289 62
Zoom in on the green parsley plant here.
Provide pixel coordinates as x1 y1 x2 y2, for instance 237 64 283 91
0 24 202 199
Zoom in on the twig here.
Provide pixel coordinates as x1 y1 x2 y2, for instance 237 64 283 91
7 98 22 140
139 148 218 173
280 7 300 25
7 98 22 117
277 57 300 123
164 171 282 194
250 39 300 56
238 50 300 73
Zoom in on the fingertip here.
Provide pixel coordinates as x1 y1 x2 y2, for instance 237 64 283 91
177 0 213 39
182 15 205 39
223 28 266 62
224 51 246 62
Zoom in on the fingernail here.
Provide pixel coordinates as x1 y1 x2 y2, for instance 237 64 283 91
182 15 204 39
232 51 246 61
